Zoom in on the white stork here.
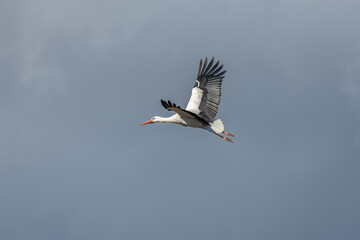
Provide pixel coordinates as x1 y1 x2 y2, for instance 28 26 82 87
140 57 235 143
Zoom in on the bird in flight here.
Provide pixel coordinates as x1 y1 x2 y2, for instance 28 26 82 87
140 57 235 142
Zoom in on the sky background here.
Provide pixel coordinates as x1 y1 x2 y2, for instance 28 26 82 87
1 0 360 239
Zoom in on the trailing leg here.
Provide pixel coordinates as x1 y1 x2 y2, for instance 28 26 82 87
222 131 235 137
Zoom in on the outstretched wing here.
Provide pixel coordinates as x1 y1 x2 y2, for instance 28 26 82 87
185 57 226 122
161 99 207 124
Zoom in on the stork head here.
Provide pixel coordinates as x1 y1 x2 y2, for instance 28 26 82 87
140 116 161 126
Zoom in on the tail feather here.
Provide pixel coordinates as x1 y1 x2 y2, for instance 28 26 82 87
210 119 224 133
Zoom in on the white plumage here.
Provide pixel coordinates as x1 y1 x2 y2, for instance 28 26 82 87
186 87 204 114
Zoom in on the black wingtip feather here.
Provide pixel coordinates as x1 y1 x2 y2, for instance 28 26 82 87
198 59 203 76
214 70 226 78
197 58 226 79
201 57 208 75
161 99 181 111
208 60 220 75
204 57 214 75
211 64 223 76
161 99 168 109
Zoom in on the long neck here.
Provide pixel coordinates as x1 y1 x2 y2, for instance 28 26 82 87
158 114 181 124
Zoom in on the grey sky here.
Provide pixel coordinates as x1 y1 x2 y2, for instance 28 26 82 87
1 0 360 239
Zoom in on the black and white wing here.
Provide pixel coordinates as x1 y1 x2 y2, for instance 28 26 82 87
160 99 207 124
185 57 226 123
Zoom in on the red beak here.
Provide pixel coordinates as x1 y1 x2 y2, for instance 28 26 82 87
140 119 153 126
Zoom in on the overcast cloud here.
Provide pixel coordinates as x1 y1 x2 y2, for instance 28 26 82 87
1 0 360 239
